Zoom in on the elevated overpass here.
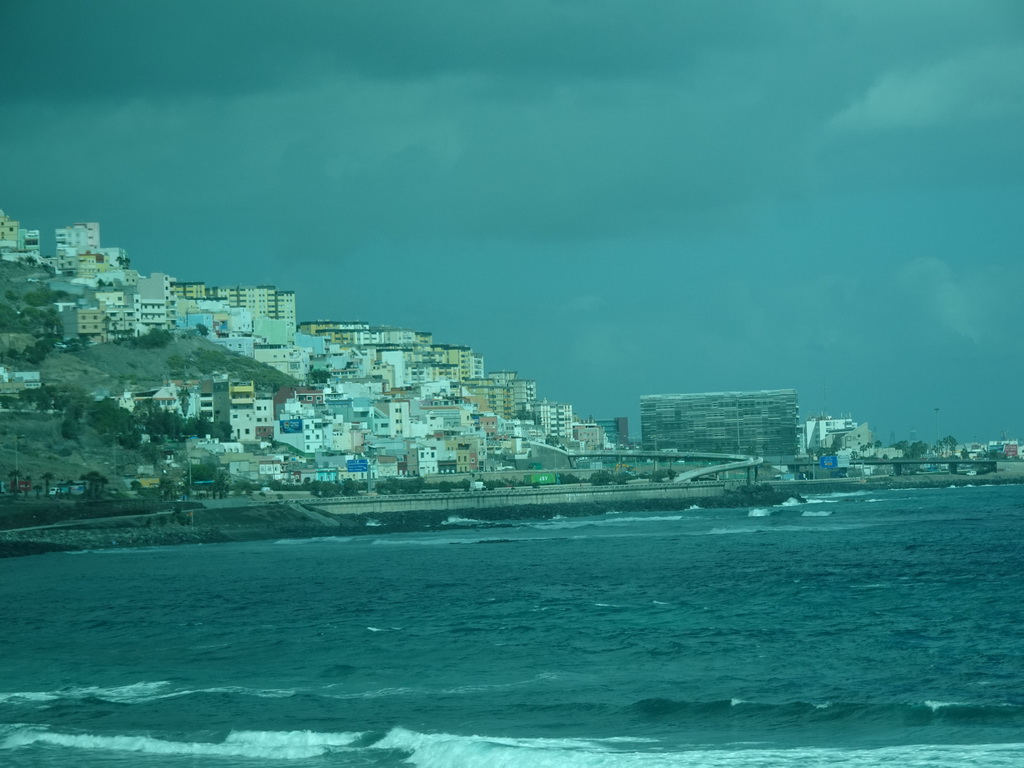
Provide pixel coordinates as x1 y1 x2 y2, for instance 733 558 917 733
531 445 764 483
783 457 998 477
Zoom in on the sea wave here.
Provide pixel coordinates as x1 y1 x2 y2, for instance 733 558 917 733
624 697 1024 727
0 681 173 705
272 535 356 545
0 681 306 707
747 508 772 517
529 515 686 530
1 727 364 760
5 721 1024 766
443 516 485 525
367 726 1024 767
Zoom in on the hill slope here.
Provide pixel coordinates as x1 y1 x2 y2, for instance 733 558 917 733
0 260 300 494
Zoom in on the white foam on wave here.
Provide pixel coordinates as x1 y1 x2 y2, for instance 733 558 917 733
747 508 772 517
272 535 355 545
924 700 967 711
779 497 802 507
807 490 870 500
12 725 1021 766
531 514 684 530
1 727 363 760
443 516 484 525
801 510 833 517
364 727 1024 767
370 727 655 766
0 681 172 705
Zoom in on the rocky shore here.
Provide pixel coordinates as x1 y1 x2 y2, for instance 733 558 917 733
0 483 797 559
3 474 1020 560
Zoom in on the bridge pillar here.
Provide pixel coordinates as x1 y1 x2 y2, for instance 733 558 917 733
947 462 958 474
894 463 903 476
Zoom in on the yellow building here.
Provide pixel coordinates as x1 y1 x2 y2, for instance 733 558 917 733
171 281 209 300
211 285 296 326
463 377 516 419
0 210 20 245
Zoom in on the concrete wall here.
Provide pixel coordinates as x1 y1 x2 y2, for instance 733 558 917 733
307 481 728 516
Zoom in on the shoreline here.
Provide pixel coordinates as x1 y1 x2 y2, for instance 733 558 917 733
0 483 790 558
1 474 1020 559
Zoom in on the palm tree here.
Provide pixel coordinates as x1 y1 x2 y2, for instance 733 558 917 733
81 471 108 500
41 471 55 497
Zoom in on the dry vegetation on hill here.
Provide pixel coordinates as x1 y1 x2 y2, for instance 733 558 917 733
0 260 298 499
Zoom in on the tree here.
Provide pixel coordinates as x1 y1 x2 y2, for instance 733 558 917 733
41 471 55 497
159 474 181 500
195 323 210 337
307 369 330 385
130 328 173 349
907 441 929 460
81 471 108 500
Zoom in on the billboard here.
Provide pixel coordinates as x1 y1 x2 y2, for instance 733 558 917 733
818 455 838 469
279 419 303 434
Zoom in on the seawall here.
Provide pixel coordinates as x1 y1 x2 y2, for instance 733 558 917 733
306 480 735 516
0 482 796 558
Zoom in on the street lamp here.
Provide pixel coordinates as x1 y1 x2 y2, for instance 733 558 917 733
933 407 940 456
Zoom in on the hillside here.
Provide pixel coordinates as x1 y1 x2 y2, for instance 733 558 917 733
39 336 297 395
0 260 299 496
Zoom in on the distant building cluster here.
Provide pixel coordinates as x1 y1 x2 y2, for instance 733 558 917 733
1 207 634 484
5 205 1018 483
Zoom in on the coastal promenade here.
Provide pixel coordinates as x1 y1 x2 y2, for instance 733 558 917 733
0 480 787 558
296 479 734 517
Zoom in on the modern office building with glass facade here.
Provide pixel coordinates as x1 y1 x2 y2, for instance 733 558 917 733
641 389 799 456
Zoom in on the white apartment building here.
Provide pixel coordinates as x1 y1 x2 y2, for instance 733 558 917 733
137 272 174 332
804 416 857 454
532 399 575 439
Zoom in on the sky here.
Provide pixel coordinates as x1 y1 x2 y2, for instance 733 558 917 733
2 0 1023 445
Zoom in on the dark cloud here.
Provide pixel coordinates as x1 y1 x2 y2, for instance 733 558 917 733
1 0 1022 440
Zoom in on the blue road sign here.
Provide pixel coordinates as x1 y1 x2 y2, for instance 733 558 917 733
819 455 838 469
346 459 370 472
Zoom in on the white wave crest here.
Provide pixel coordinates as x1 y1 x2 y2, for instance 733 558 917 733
801 510 833 517
779 497 802 507
272 536 355 545
443 516 484 525
0 681 172 705
370 727 644 765
924 700 966 711
747 508 772 517
807 490 870 499
362 727 1024 767
534 515 684 530
2 727 363 760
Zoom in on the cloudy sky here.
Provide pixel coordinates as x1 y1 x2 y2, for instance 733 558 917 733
3 1 1022 444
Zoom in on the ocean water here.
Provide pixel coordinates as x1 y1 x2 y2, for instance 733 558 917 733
2 484 1023 766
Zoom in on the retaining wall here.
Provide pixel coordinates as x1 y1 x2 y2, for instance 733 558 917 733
307 481 731 517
